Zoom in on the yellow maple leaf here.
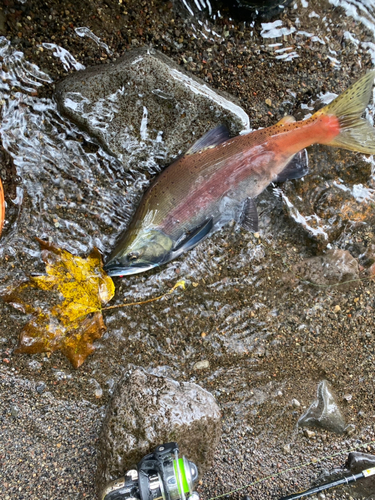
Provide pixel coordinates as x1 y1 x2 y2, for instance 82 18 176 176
2 238 115 368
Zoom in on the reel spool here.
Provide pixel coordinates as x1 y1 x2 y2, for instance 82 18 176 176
101 442 199 500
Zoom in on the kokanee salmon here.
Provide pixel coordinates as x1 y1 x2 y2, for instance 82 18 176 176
105 71 375 277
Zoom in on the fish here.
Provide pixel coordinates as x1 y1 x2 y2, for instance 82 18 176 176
104 70 375 277
0 177 4 237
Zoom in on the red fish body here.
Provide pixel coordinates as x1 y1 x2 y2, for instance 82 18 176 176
105 71 375 277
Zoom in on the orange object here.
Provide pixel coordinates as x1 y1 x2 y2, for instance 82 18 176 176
0 177 4 236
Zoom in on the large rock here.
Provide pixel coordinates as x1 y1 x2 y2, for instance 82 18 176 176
96 368 222 497
55 47 249 167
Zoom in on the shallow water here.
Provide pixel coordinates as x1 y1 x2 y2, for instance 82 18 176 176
0 0 375 384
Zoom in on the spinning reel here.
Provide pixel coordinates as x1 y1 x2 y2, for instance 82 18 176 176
101 442 199 500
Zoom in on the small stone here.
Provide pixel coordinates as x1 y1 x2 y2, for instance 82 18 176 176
304 429 315 438
265 98 272 107
36 382 46 394
29 360 42 371
333 305 341 313
283 444 291 454
193 360 210 370
298 380 346 433
254 344 266 357
10 404 19 418
95 387 103 398
345 424 356 436
292 398 301 408
343 394 352 403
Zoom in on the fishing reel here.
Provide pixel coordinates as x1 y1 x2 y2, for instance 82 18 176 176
101 442 199 500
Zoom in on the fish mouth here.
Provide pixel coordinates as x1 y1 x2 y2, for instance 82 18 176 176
104 261 157 277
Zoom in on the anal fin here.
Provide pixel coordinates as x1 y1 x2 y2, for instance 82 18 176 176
275 149 309 183
240 197 258 232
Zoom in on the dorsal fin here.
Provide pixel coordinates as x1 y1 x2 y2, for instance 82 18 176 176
186 125 230 155
276 115 296 126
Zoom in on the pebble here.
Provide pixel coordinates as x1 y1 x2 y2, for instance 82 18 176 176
36 381 46 394
28 360 42 371
10 404 19 418
345 424 356 436
193 360 210 370
292 398 301 408
304 429 316 438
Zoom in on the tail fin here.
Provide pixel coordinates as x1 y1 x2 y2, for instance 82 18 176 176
313 70 375 154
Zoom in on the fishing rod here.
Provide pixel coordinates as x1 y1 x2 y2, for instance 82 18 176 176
101 442 375 500
279 466 375 500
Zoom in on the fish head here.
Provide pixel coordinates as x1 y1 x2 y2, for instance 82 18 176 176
104 227 174 277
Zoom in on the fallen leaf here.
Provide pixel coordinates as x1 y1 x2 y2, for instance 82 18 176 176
2 238 115 368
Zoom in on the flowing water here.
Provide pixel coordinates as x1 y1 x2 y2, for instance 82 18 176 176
1 0 375 498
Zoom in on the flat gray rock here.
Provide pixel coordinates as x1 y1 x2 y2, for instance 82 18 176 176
298 380 346 434
55 47 249 167
96 368 222 498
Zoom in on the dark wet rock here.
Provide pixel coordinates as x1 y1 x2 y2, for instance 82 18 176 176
298 380 346 434
55 47 248 167
96 368 221 497
292 248 359 288
314 452 375 499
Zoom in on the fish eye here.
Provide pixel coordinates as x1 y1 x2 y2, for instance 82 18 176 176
127 251 140 262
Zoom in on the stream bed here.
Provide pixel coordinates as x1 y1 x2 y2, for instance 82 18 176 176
1 0 375 498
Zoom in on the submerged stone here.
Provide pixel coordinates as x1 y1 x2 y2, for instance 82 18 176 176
96 368 221 497
292 248 359 289
55 47 249 167
281 145 375 246
298 380 346 434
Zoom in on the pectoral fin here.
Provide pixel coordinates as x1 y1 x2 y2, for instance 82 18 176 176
172 218 214 257
275 149 309 183
186 125 230 155
240 197 258 232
